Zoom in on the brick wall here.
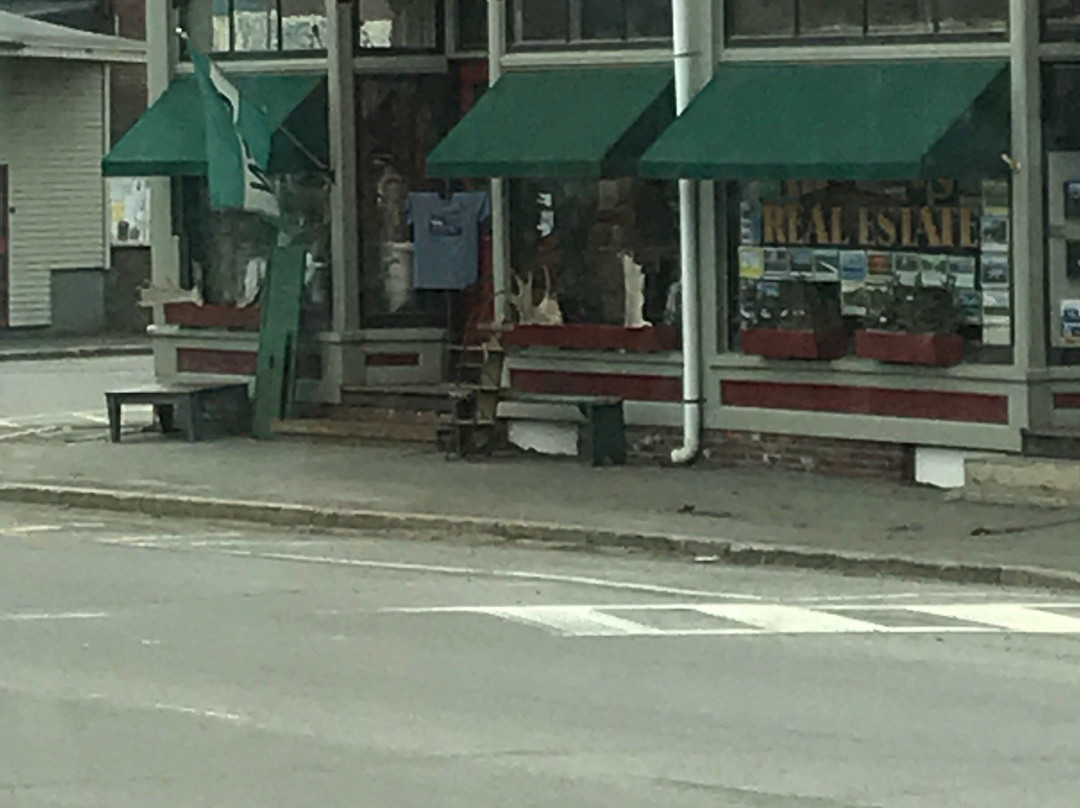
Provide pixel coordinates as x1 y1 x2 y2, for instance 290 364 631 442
627 426 914 481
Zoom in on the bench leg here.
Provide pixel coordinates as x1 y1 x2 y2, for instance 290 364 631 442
181 397 202 442
106 397 122 443
155 404 175 434
583 404 626 466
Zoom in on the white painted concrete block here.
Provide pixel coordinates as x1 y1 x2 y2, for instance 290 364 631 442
915 447 967 489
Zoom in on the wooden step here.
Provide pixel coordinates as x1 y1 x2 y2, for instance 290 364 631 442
271 418 437 443
340 384 471 413
323 405 441 425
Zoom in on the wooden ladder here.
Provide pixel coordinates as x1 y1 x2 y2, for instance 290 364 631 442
438 338 506 458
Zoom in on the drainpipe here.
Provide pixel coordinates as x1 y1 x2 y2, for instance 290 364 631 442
669 0 701 465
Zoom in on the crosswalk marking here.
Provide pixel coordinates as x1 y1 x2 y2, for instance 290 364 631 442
387 602 1080 638
484 606 665 637
691 604 886 634
905 604 1080 634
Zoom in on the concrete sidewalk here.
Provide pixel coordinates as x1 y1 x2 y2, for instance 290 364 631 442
3 432 1080 589
0 335 151 362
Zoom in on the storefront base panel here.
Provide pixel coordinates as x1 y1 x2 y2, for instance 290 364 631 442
626 426 915 481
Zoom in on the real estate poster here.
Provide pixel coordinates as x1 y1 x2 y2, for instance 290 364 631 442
948 255 977 289
956 289 983 325
919 254 949 288
739 246 765 280
894 253 921 287
980 254 1010 288
790 248 815 279
867 251 893 284
813 249 840 282
982 179 1010 216
980 214 1010 253
1062 300 1080 345
763 248 790 280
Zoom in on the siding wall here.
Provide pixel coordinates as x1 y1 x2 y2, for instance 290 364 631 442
0 59 107 327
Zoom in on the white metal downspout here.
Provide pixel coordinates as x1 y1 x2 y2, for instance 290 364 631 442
669 0 701 465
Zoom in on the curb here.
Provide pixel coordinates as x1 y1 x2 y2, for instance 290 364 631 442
0 345 152 362
4 482 1080 592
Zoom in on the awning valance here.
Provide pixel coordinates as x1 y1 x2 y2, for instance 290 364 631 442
102 73 327 177
640 61 1010 181
426 67 675 179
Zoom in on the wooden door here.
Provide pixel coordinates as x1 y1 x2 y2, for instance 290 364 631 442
0 165 8 328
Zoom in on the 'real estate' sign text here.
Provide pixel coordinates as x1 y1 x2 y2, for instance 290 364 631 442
761 204 979 250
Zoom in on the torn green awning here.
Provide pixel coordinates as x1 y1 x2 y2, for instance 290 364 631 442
102 73 327 177
426 67 675 179
639 61 1010 181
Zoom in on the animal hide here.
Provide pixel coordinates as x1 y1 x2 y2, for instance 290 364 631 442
621 252 651 328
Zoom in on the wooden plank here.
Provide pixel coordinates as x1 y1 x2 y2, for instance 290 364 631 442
253 246 307 439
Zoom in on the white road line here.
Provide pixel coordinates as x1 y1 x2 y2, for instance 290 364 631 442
689 604 888 634
2 522 107 535
150 702 249 724
905 604 1080 633
0 426 62 441
389 602 1080 637
222 549 763 600
482 606 664 636
0 611 109 621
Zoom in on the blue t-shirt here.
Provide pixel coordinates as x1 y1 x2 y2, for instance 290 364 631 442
406 192 492 290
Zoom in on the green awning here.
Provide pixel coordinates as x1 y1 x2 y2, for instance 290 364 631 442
427 67 675 179
640 61 1010 181
103 73 327 177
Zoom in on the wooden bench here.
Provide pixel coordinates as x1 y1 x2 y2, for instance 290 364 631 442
105 383 251 443
500 392 626 466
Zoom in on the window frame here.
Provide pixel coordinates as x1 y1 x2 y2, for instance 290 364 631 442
725 0 1008 47
509 0 672 50
180 0 447 59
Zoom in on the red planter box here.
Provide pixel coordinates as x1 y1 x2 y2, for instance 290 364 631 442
503 324 680 352
855 330 965 367
741 328 848 361
164 303 261 331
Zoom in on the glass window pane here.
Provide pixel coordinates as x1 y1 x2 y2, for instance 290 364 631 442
799 0 864 36
727 0 795 38
582 0 625 39
281 0 327 49
626 0 671 38
358 0 438 49
179 0 227 53
231 0 278 51
1044 0 1080 38
935 0 1008 32
518 0 569 41
867 0 932 34
456 0 488 50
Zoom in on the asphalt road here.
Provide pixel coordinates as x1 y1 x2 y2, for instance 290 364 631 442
2 506 1079 807
0 356 153 438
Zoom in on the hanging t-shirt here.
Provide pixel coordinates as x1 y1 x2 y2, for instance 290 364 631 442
406 191 491 290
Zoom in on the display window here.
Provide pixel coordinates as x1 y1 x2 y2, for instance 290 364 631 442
730 179 1012 366
180 0 444 56
510 0 671 47
1043 0 1080 40
508 179 680 347
355 75 461 327
178 174 332 330
726 0 1006 42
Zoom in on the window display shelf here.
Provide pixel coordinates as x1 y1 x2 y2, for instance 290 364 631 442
503 324 679 352
855 330 964 367
741 327 848 361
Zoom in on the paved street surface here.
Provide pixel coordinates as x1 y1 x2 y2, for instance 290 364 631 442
0 355 154 440
2 505 1079 807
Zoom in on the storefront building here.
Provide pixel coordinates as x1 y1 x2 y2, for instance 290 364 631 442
106 0 490 402
111 0 1080 477
419 0 1080 477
